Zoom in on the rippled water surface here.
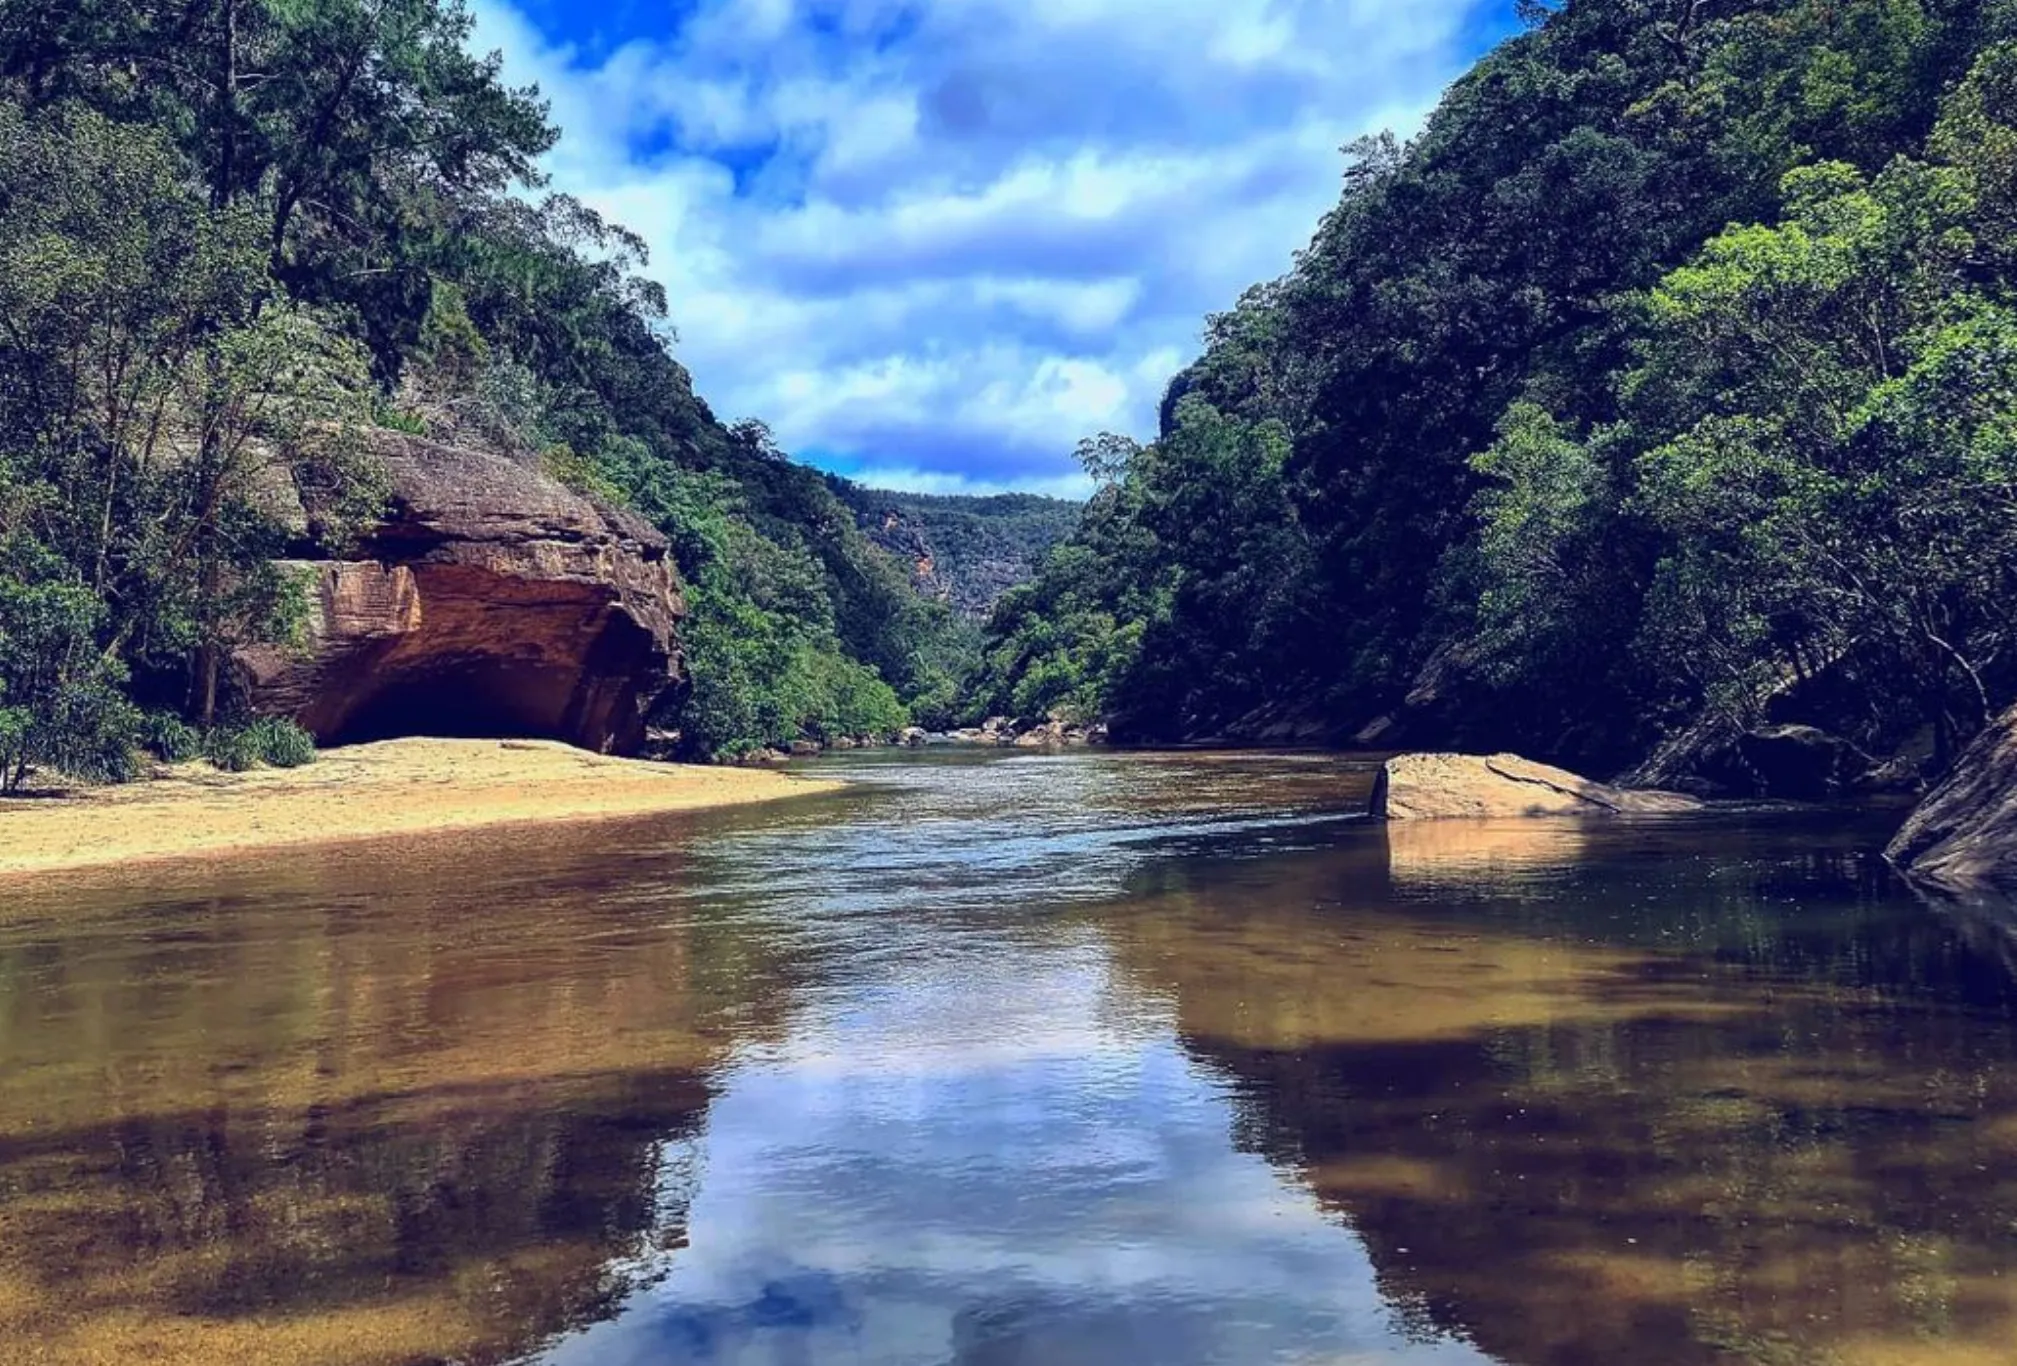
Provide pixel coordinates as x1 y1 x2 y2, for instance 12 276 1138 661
4 749 2017 1365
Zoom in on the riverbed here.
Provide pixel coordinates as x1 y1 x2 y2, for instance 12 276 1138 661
1 748 2012 1365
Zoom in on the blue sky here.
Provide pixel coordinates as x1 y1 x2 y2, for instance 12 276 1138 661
468 0 1523 496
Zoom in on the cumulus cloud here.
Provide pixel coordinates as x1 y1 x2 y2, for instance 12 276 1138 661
468 0 1504 492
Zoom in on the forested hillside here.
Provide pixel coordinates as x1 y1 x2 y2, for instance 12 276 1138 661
825 479 1083 620
0 0 970 780
977 0 2017 788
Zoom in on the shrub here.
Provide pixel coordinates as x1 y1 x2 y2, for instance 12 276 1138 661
202 726 260 773
200 718 318 772
373 402 429 436
141 712 202 763
0 554 141 792
249 716 317 768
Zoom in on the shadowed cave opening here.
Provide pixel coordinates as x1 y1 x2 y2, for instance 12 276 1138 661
328 662 584 746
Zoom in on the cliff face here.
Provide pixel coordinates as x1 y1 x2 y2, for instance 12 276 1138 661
238 434 686 755
1888 704 2017 890
825 480 1083 620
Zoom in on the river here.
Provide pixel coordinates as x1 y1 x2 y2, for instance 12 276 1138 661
2 748 2015 1365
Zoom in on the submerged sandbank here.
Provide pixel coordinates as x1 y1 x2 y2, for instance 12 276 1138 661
0 737 845 879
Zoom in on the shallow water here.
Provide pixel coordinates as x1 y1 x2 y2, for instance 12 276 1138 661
2 749 2015 1365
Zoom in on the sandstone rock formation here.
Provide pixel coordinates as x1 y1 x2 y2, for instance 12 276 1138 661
1887 705 2017 889
1372 752 1706 820
238 434 684 755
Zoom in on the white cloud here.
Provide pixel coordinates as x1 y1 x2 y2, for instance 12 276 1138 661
840 467 1099 499
466 0 1499 491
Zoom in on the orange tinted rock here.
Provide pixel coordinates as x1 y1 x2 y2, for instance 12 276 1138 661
1372 752 1705 820
238 434 684 755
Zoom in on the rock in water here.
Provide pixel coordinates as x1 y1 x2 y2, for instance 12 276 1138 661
1372 752 1705 820
1887 706 2017 889
238 434 685 755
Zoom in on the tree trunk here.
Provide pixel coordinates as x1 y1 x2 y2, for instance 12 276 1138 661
270 45 368 271
199 644 219 728
214 0 239 208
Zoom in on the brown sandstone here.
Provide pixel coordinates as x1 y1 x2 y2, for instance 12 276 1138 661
238 434 684 755
1372 752 1705 820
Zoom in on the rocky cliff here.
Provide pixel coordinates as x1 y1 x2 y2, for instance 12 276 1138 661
238 434 685 755
824 479 1083 620
1887 704 2017 890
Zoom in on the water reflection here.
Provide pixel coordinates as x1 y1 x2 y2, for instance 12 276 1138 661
3 752 2017 1366
1103 810 2017 1366
0 825 807 1364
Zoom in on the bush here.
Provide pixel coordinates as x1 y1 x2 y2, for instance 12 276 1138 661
202 725 260 773
0 554 142 792
200 717 318 772
141 712 202 762
373 402 429 436
249 716 317 768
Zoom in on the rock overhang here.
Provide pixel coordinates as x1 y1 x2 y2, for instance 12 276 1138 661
237 432 686 755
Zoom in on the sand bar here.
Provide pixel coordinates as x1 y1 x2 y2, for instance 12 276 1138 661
0 737 845 878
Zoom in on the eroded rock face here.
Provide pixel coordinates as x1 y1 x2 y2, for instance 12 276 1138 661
1372 752 1705 820
238 434 685 755
1887 706 2017 889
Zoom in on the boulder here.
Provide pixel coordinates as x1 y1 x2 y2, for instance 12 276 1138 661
237 433 685 756
899 726 929 747
1372 752 1706 821
1013 720 1068 748
1887 705 2017 889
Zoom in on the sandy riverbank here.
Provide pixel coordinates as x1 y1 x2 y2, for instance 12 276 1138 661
0 738 845 879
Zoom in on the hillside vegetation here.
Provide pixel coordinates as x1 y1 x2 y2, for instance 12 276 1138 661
0 0 976 777
977 0 2017 786
825 479 1084 620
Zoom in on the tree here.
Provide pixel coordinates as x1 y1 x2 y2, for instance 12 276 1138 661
0 477 138 791
0 104 382 731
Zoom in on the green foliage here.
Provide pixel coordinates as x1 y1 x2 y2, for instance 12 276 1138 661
1463 402 1618 687
141 712 202 763
247 716 317 768
201 724 260 773
973 396 1320 737
973 468 1167 729
0 542 139 791
824 477 1084 620
194 716 315 773
975 0 2017 774
0 2 975 778
373 403 430 437
612 465 915 759
540 443 627 506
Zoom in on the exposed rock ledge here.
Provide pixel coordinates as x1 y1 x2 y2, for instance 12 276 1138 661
1887 704 2017 890
237 434 685 755
1372 752 1706 820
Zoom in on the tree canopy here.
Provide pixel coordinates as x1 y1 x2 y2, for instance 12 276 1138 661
0 0 993 778
976 0 2017 786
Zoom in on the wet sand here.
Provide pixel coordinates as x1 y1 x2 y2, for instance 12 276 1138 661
0 737 844 878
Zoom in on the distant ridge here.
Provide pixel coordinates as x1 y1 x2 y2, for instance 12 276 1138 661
824 476 1083 620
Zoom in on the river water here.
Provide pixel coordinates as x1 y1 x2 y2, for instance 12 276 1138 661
3 749 2016 1365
